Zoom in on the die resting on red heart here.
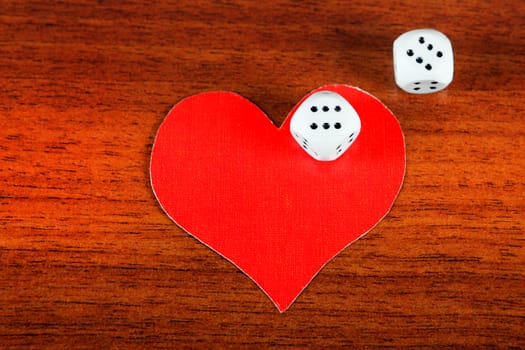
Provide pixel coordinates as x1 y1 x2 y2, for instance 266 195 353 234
290 90 362 161
150 84 406 312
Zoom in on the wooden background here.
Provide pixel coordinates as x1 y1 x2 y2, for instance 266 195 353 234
1 0 524 348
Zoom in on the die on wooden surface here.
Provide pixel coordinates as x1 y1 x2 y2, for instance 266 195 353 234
393 28 454 94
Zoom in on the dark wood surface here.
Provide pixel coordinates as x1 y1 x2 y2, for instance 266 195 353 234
1 1 524 348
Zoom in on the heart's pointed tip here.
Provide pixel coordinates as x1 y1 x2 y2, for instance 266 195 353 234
274 301 292 313
259 287 296 313
268 293 300 313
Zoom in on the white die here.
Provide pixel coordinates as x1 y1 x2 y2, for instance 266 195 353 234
290 91 361 161
393 29 454 94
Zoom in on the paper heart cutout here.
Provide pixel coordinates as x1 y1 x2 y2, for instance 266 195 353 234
150 85 405 312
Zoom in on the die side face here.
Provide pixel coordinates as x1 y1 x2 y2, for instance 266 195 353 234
290 91 361 161
393 29 454 94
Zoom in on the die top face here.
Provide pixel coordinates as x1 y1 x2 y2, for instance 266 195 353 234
290 91 361 138
393 28 454 93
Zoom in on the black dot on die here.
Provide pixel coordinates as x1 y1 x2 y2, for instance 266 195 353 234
431 81 438 84
310 106 318 112
310 123 318 130
322 106 329 112
427 44 433 50
334 106 341 112
407 49 414 56
322 123 330 129
437 51 443 58
419 36 425 44
425 63 432 70
416 57 423 64
414 87 421 91
430 86 437 90
334 122 341 129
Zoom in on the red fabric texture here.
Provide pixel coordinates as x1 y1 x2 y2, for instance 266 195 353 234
150 85 406 312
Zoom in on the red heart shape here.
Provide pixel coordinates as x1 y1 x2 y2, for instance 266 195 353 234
151 85 405 312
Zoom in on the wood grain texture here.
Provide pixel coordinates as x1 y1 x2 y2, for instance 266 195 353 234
0 0 523 348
